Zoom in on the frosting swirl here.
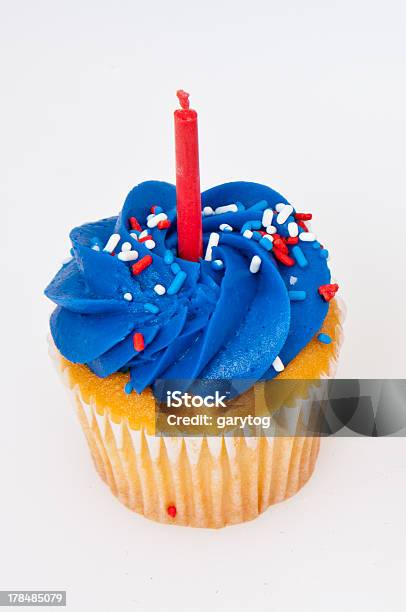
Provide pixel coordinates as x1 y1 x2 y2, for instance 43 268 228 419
45 181 332 396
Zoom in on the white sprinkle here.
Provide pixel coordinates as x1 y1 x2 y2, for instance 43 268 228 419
275 203 285 212
145 239 156 249
219 223 233 232
123 292 133 301
276 205 293 225
249 255 262 274
214 204 238 215
299 232 316 242
266 226 277 235
147 214 154 221
272 356 285 372
154 284 166 296
121 241 132 251
289 275 298 286
139 229 149 239
103 233 121 253
91 245 100 251
213 259 224 269
202 206 214 217
147 212 168 228
130 233 139 241
262 234 273 243
243 229 253 239
262 209 274 227
288 222 299 237
205 232 220 261
118 250 139 261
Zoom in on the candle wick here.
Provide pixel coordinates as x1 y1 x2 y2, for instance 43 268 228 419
176 89 190 110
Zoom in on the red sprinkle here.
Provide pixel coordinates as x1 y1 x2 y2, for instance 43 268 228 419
150 206 158 214
131 255 153 275
319 283 339 302
297 220 309 232
138 234 153 243
133 333 145 352
273 249 295 266
157 219 171 230
285 236 299 245
129 216 142 231
273 238 288 254
295 213 313 221
167 505 177 518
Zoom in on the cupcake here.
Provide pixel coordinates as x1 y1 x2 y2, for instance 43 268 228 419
46 179 343 528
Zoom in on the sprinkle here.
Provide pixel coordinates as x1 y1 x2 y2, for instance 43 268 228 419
289 276 298 285
123 292 133 301
164 250 175 264
103 233 121 253
275 203 285 212
295 213 312 221
214 204 238 215
202 206 214 217
121 242 132 251
144 239 156 250
252 231 262 241
319 249 329 259
276 204 294 225
118 250 139 262
259 236 273 252
312 241 321 249
288 222 299 237
318 333 332 344
285 237 299 245
262 209 274 227
318 283 339 302
124 381 133 394
241 220 262 233
266 225 277 235
219 223 233 232
288 290 307 301
130 232 139 241
91 245 100 251
154 284 166 295
167 271 187 295
292 246 308 268
273 249 295 266
212 259 224 270
138 231 151 241
299 232 316 242
129 217 142 231
250 200 268 211
272 356 285 372
133 332 145 352
297 220 309 231
147 212 168 228
151 205 163 214
167 505 177 518
249 255 262 273
236 202 245 211
131 255 153 275
205 232 220 261
243 229 253 239
273 238 288 254
144 303 160 314
171 262 181 274
157 219 171 230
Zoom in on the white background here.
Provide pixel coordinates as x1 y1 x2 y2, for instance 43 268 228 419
1 1 405 611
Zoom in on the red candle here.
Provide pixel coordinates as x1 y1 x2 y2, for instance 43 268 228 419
174 90 203 261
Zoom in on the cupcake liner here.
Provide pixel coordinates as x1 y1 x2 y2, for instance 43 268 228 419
50 300 343 528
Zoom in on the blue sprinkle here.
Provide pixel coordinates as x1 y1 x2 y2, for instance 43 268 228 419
144 303 160 314
153 206 163 214
319 249 329 259
164 249 175 264
288 290 307 301
124 381 133 394
171 262 181 274
312 241 321 249
318 333 332 344
167 271 187 295
236 201 245 211
252 231 262 241
241 220 262 233
292 246 308 268
259 237 273 252
250 200 268 211
211 259 224 271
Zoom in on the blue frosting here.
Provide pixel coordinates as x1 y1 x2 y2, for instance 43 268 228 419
45 181 331 396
